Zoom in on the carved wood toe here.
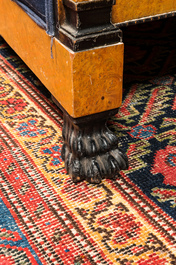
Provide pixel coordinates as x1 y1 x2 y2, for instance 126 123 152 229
61 113 128 183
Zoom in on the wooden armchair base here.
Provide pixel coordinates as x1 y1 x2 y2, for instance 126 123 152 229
0 0 130 183
3 0 175 182
0 0 129 183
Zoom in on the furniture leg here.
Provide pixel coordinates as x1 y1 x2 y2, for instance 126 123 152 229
57 0 128 182
61 111 128 183
0 0 129 183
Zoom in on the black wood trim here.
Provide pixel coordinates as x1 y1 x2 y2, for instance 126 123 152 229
117 11 176 28
64 0 115 11
58 0 121 51
51 95 119 125
59 27 122 51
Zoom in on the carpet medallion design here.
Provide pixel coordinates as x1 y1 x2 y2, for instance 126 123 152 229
0 35 176 264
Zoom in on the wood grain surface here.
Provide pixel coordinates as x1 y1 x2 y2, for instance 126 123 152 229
0 0 124 118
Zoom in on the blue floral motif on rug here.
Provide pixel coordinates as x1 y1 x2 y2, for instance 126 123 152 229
0 198 42 264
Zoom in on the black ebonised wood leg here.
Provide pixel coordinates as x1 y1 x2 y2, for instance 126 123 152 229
54 0 128 183
61 112 128 183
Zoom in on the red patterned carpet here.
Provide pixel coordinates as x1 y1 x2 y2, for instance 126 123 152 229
0 17 176 264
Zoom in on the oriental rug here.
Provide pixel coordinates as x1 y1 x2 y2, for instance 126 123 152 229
0 25 176 265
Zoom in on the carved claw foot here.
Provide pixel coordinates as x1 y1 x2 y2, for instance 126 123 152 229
61 112 128 184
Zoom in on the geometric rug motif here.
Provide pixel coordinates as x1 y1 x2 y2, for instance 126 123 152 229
0 198 42 265
0 36 176 264
109 75 176 220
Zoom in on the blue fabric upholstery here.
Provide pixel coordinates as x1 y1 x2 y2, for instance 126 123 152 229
12 0 55 35
18 0 46 21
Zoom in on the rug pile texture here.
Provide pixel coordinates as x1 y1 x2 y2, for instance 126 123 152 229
0 28 176 265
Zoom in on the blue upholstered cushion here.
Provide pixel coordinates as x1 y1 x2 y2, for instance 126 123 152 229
17 0 46 21
13 0 55 35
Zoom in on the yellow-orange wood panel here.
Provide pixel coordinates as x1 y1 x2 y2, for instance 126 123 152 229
0 0 124 118
57 0 65 25
112 0 176 24
0 0 74 115
72 44 124 116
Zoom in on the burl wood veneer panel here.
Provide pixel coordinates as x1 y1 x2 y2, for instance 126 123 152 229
0 0 124 118
0 0 73 115
112 0 176 24
72 44 124 116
